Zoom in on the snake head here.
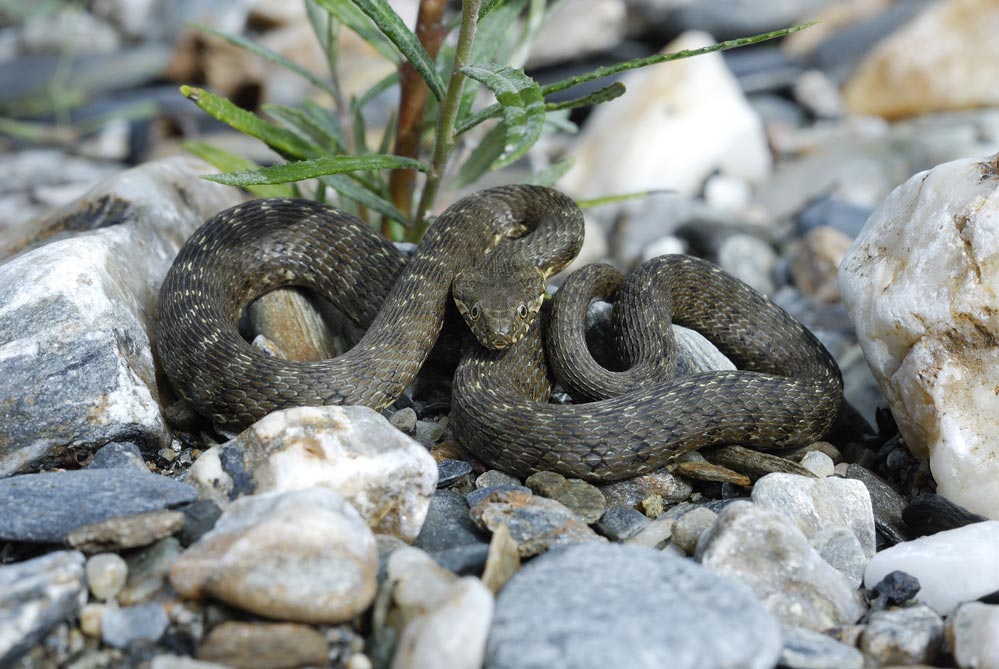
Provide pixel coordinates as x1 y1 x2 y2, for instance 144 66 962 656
453 265 546 350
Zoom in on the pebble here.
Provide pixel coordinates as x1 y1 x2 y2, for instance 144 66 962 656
624 515 676 549
859 604 944 666
415 419 446 446
0 551 86 667
947 602 999 669
799 451 836 478
413 490 490 575
0 156 241 475
864 521 999 615
594 506 650 542
839 152 999 519
487 543 781 669
0 469 196 543
524 471 607 524
481 524 520 594
809 527 868 588
902 493 987 537
670 507 718 555
475 470 521 489
226 405 438 542
118 538 182 606
716 232 778 296
177 500 222 547
697 501 866 630
779 624 864 669
867 570 922 611
89 442 147 471
170 488 378 623
469 489 606 558
197 621 329 669
751 472 876 558
390 407 418 434
466 485 532 509
68 509 186 553
78 603 105 638
844 464 911 546
597 469 694 507
85 553 128 601
101 602 170 649
437 459 473 487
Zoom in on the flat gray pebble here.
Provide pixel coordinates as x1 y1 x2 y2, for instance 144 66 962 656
437 459 474 487
0 469 197 543
414 490 489 553
476 470 522 489
595 506 650 541
487 543 781 669
101 602 169 648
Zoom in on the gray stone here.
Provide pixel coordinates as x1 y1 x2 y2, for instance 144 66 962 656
89 442 147 471
595 506 650 541
170 487 377 623
119 537 181 606
470 489 605 558
697 501 866 630
415 419 446 445
437 459 474 487
780 625 864 669
525 471 607 524
101 602 169 649
752 472 876 558
717 233 778 296
0 469 196 543
476 470 521 489
796 195 872 239
0 551 86 667
844 464 912 545
487 543 781 669
390 407 418 434
860 604 944 666
810 527 868 588
68 509 186 553
0 156 241 475
670 507 718 555
948 602 999 669
414 490 489 554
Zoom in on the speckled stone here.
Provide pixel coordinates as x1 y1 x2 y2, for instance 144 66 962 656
860 604 944 666
595 506 650 541
525 471 607 524
470 489 605 557
671 507 718 555
487 543 781 669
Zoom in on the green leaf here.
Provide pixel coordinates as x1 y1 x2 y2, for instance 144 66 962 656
182 141 295 198
263 103 344 154
310 0 401 65
192 23 336 97
204 154 430 186
541 21 818 98
320 174 409 225
454 121 507 187
302 100 346 148
525 158 574 187
577 190 670 208
460 64 544 168
349 0 446 100
180 86 317 160
546 81 626 112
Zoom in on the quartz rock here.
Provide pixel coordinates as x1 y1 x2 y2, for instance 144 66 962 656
230 405 438 541
0 156 241 475
839 153 999 518
170 487 377 623
864 521 999 615
101 602 169 649
843 0 999 118
558 31 770 199
697 501 866 630
948 601 999 669
85 553 128 601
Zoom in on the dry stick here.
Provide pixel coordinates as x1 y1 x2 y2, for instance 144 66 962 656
386 0 448 235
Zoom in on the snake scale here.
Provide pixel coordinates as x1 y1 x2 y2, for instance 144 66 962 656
157 185 843 481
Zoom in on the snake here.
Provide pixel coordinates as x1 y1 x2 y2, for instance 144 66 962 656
156 185 843 481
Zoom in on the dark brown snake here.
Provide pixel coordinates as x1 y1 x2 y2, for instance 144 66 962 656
156 185 842 481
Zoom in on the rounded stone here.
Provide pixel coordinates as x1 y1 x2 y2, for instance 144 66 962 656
487 543 781 669
85 553 128 601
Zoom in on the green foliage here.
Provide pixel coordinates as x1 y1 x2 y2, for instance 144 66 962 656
183 0 815 240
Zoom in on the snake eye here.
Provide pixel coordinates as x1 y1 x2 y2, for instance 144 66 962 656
517 304 529 319
469 304 481 321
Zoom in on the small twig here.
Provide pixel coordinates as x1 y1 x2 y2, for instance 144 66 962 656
387 0 447 235
412 0 482 239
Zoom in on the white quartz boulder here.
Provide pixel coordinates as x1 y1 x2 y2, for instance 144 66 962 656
839 153 999 519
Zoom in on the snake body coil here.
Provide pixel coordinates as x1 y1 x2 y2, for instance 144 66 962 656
157 185 842 480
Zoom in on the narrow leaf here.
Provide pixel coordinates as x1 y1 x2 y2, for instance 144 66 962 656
302 100 346 148
577 190 672 208
349 0 446 100
192 24 335 97
321 174 409 225
204 154 430 186
180 86 317 160
546 81 626 112
310 0 401 64
182 141 295 198
525 158 574 187
263 103 344 153
461 64 544 168
541 21 818 97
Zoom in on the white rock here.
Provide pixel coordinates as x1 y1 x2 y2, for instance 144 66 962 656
558 31 771 199
948 602 999 669
85 553 128 601
0 156 241 475
187 446 232 508
233 405 438 542
170 488 378 623
697 501 866 631
799 451 836 478
387 547 459 628
839 152 999 519
752 473 876 558
864 520 999 615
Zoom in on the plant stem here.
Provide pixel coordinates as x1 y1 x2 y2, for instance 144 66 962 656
412 0 481 240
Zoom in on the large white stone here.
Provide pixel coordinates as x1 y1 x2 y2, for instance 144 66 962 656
557 31 771 199
839 153 999 519
864 520 999 615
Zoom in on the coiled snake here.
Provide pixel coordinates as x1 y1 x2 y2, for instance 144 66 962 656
156 185 842 481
